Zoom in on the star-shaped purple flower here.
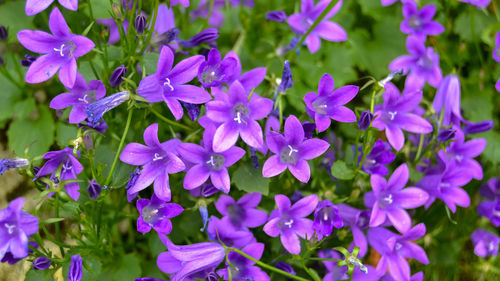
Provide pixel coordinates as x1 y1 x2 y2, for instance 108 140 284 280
137 47 211 120
17 8 94 88
198 49 237 88
304 73 358 132
120 123 185 201
313 200 343 240
360 140 396 176
433 75 462 127
25 0 78 16
136 194 183 234
401 2 444 38
263 194 318 255
215 193 268 230
471 229 499 258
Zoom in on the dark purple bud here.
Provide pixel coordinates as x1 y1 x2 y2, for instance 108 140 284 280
201 183 219 198
278 60 293 93
266 11 287 22
302 121 316 139
135 14 147 34
126 168 141 201
206 272 219 281
250 147 260 168
21 54 37 67
87 179 102 199
68 255 83 281
0 158 29 175
0 25 7 41
290 191 303 204
181 102 200 121
109 65 127 87
358 111 373 130
181 28 219 48
275 261 296 275
33 257 51 270
151 28 179 46
437 129 456 142
463 120 494 135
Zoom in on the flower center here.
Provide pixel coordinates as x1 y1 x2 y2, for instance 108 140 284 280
280 145 299 165
395 242 402 250
388 111 397 120
78 94 89 104
53 41 76 58
4 223 16 235
408 16 422 30
163 78 174 91
417 54 434 70
488 242 495 252
283 219 294 228
379 193 394 209
494 210 500 217
227 204 246 228
455 155 463 162
205 154 225 171
152 153 163 161
312 97 329 115
232 103 250 125
142 204 164 225
200 66 223 85
61 161 72 173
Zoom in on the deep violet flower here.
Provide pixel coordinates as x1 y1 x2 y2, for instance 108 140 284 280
389 36 442 90
458 0 491 8
215 193 268 229
368 224 428 281
288 0 347 53
358 111 373 130
1 241 37 265
182 102 201 121
463 120 494 135
400 2 444 38
480 177 500 200
178 124 245 193
206 216 255 248
263 194 318 255
222 51 267 92
137 46 211 120
21 54 37 67
433 75 462 126
0 158 30 175
361 140 396 176
471 229 499 258
364 164 429 233
304 73 358 132
478 199 500 227
275 261 296 275
109 65 127 87
266 11 287 22
0 25 7 41
217 243 270 281
278 60 293 93
25 0 77 16
372 83 433 151
0 198 39 261
336 203 371 257
135 14 147 34
33 257 51 270
68 255 83 281
50 73 105 124
180 28 219 48
86 91 130 126
17 8 94 88
313 200 343 240
136 194 183 234
35 148 83 200
86 179 101 200
205 81 273 152
120 123 185 201
197 49 237 88
263 115 330 182
437 129 456 143
96 18 130 45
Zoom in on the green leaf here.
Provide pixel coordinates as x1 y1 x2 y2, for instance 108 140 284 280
60 201 81 218
56 122 78 147
233 164 270 196
13 98 36 119
331 160 354 180
25 269 55 281
142 52 160 75
113 254 142 281
0 1 34 40
306 268 323 281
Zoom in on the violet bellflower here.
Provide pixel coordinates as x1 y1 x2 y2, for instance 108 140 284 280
0 25 6 41
471 229 499 258
336 203 371 257
0 198 39 261
136 194 183 234
480 177 500 200
25 0 78 16
180 28 219 48
221 51 267 92
21 54 37 67
266 11 287 22
463 120 494 135
197 49 237 88
68 254 83 281
360 140 396 176
217 243 270 281
86 91 130 126
96 18 130 45
17 8 94 88
494 31 500 63
109 64 127 87
137 46 211 120
364 163 429 233
313 200 343 240
206 216 255 248
389 36 442 90
288 0 347 53
33 257 51 270
120 123 185 201
263 194 318 255
358 111 374 130
368 224 429 281
433 75 462 126
215 193 268 229
1 241 37 265
263 115 330 183
0 158 29 175
205 81 273 152
437 129 456 143
304 73 359 132
157 235 225 281
49 73 106 123
86 179 101 200
477 178 500 226
275 261 296 275
400 2 444 38
372 83 433 151
35 148 83 200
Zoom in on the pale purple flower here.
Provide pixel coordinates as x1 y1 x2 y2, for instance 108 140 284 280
206 216 255 248
137 47 211 120
120 123 185 201
368 224 429 281
215 193 268 229
96 18 129 45
266 11 287 22
313 200 343 240
222 51 267 92
389 36 442 90
336 203 371 257
361 140 396 176
288 0 347 53
136 194 183 234
372 83 433 151
263 194 318 255
25 0 78 16
86 91 130 126
217 243 270 281
400 2 444 38
68 255 82 281
364 164 429 233
17 8 94 88
471 229 499 258
433 75 462 126
458 0 491 8
304 73 358 132
50 73 105 124
494 32 500 62
198 49 237 88
0 198 38 261
0 158 29 175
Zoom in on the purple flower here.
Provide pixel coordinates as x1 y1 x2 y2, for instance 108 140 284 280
0 158 29 175
120 123 185 201
137 47 211 120
86 91 130 126
50 73 106 124
463 120 494 135
150 5 177 46
480 177 500 200
336 203 371 257
275 261 296 275
86 179 101 200
497 79 500 92
494 31 500 62
263 115 329 182
304 73 358 132
372 83 433 151
263 194 318 255
400 2 444 38
198 49 237 88
35 148 83 200
207 216 255 248
478 200 500 227
33 256 51 270
433 75 462 126
157 235 225 281
182 102 201 121
215 193 268 229
180 28 219 48
266 11 287 22
0 25 7 41
221 51 267 92
136 194 183 234
288 0 347 53
17 8 94 88
25 0 78 16
21 54 37 67
126 168 141 201
313 200 343 240
217 243 270 281
358 111 374 130
278 60 293 93
471 229 499 258
361 140 396 176
319 250 378 281
68 255 83 281
458 0 491 8
171 0 190 7
109 65 127 87
135 14 147 34
368 224 429 281
389 36 442 90
437 129 456 143
0 198 38 261
364 164 428 233
96 18 130 45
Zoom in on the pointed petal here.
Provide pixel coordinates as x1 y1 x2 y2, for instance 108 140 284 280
212 123 239 153
281 231 301 255
71 35 95 58
17 30 57 53
239 67 267 90
154 172 171 201
262 155 287 178
120 143 154 165
240 120 265 149
263 217 281 237
290 194 318 218
49 8 70 37
288 159 311 183
299 138 329 160
169 55 204 85
318 73 335 96
157 46 174 78
25 54 63 84
387 208 412 233
25 0 53 16
386 125 405 151
397 113 433 134
315 21 347 41
184 164 210 189
171 85 212 104
284 115 304 145
396 187 429 209
58 58 77 88
369 203 386 227
58 0 78 10
388 163 409 191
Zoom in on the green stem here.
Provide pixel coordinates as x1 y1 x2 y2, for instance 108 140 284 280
148 106 192 131
105 108 134 186
54 193 65 256
470 6 484 68
139 0 159 55
414 134 425 164
308 257 343 262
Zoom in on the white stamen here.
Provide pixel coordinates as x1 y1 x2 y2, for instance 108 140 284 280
287 145 298 156
78 94 89 104
153 153 163 161
62 162 72 172
53 44 65 56
284 219 294 228
323 212 329 221
163 78 174 91
494 210 500 217
234 112 242 124
388 111 397 120
395 242 402 250
210 71 215 76
4 223 15 234
384 194 393 204
489 242 495 252
455 155 463 162
206 156 215 166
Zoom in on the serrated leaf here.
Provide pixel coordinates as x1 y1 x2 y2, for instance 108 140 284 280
233 164 270 196
331 160 354 180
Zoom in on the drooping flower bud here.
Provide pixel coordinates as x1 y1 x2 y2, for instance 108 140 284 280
151 28 179 46
278 60 293 93
358 111 373 130
266 11 287 22
437 128 456 142
0 158 29 175
275 261 296 275
126 168 141 202
463 120 494 135
0 25 7 41
199 202 209 231
33 257 51 270
201 183 219 198
21 54 37 67
87 179 102 200
68 255 83 281
135 14 147 34
181 28 219 48
109 65 127 87
86 91 130 126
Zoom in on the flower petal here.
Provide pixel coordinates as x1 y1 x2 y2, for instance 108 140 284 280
288 159 311 183
49 8 70 37
212 122 239 153
299 139 329 160
184 164 210 190
284 115 304 145
17 30 57 53
262 155 287 178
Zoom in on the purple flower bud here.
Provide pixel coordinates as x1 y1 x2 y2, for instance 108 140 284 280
109 65 127 87
83 134 93 150
68 255 83 281
0 25 7 41
151 28 179 46
122 0 133 10
86 91 130 126
358 111 373 130
181 102 200 121
87 179 102 200
278 60 293 93
290 191 303 203
135 14 147 34
0 158 29 175
33 257 51 270
199 203 209 231
275 261 296 275
250 147 260 168
302 121 316 139
201 183 219 198
437 129 456 142
463 120 494 135
266 11 287 22
181 28 219 48
21 54 37 67
126 168 141 202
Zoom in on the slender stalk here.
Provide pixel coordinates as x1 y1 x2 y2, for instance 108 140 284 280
139 0 160 55
414 134 425 164
105 108 134 186
308 257 343 262
54 193 65 256
148 106 192 131
470 6 484 68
